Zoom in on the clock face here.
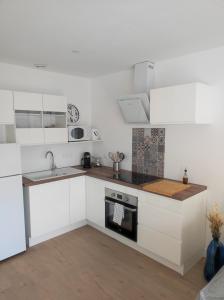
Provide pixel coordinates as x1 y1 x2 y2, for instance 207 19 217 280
67 104 79 124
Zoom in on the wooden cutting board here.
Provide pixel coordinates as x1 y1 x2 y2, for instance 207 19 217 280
143 179 191 197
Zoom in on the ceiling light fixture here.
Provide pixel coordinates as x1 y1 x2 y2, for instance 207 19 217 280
72 50 80 54
34 64 47 69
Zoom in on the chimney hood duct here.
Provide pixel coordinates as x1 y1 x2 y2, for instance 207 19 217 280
117 61 154 123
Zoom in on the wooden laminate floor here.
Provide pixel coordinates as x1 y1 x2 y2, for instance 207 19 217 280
0 226 206 300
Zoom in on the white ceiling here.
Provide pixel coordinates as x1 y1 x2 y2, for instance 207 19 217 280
0 0 224 77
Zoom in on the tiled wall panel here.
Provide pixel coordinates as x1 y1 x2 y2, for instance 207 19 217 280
132 128 165 177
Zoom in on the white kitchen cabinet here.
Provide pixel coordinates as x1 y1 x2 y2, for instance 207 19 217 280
44 128 68 144
14 91 43 111
43 95 67 112
0 90 14 124
136 189 206 272
150 82 213 124
0 175 26 261
70 176 86 224
27 180 70 238
86 176 105 227
16 128 44 145
43 95 67 144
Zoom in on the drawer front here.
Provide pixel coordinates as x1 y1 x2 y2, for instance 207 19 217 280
16 128 44 145
138 225 182 265
138 201 182 240
139 190 183 215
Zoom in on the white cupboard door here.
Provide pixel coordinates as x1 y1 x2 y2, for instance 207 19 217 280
70 176 86 224
86 177 105 227
150 83 212 124
14 91 43 111
16 128 44 145
29 180 70 238
44 128 68 144
43 95 67 112
0 175 26 260
0 90 14 124
150 84 196 124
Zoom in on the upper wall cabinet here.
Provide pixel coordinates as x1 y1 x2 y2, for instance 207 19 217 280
14 91 44 145
43 95 67 112
150 83 213 125
14 91 43 111
0 90 14 124
13 92 68 145
43 95 67 144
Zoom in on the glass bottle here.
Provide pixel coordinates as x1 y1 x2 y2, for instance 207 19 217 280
183 168 188 184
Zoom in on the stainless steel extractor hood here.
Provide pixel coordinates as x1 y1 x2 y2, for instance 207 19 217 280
117 61 154 123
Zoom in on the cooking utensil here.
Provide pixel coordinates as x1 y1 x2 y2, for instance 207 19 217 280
108 151 125 163
119 152 125 162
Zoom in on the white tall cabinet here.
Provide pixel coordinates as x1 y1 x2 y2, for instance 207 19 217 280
0 144 26 261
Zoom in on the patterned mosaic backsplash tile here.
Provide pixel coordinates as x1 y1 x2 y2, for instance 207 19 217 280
132 128 165 177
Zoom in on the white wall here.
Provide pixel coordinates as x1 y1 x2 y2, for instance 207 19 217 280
91 46 224 243
0 62 92 173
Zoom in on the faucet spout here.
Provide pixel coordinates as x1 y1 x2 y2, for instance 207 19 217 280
45 151 56 170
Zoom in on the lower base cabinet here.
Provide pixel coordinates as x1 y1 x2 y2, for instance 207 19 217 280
27 180 70 238
69 176 86 224
24 176 86 242
24 174 206 274
86 176 105 228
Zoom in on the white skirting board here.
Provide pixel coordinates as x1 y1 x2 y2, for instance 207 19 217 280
29 220 87 247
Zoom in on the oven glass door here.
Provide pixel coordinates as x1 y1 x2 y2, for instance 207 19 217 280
105 198 137 241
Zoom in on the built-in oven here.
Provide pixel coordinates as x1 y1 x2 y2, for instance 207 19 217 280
105 188 138 242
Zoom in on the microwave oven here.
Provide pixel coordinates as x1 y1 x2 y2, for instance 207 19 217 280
68 126 91 142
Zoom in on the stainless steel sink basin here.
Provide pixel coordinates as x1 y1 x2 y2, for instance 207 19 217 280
24 167 86 182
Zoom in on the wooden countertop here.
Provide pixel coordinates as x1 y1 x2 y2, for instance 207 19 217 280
23 166 207 201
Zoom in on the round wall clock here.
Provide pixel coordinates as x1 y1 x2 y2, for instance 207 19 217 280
67 104 80 124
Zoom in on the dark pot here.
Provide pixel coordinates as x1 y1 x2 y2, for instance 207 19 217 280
204 238 224 282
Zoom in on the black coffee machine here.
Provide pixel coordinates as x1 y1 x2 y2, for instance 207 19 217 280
81 152 91 168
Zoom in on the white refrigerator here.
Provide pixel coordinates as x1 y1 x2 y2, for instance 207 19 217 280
0 144 26 261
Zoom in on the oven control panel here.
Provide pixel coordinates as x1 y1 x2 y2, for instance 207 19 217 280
105 188 138 207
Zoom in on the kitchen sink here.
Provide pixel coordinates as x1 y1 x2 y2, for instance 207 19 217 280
24 167 86 182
